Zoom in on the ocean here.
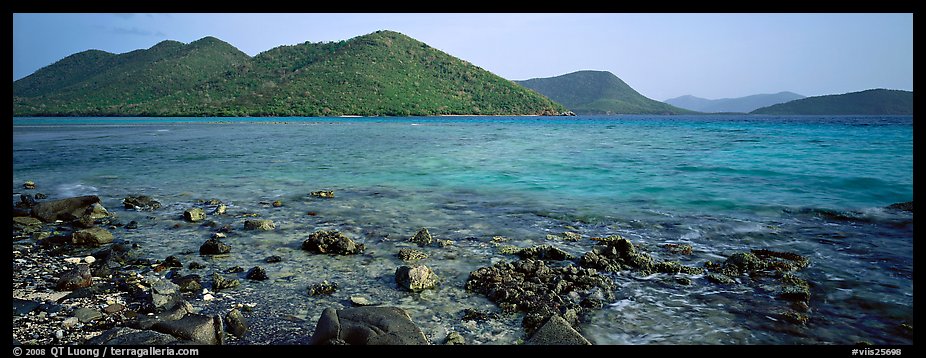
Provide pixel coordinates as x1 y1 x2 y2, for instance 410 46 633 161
11 115 913 344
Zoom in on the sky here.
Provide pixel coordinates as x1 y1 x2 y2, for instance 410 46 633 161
12 13 913 101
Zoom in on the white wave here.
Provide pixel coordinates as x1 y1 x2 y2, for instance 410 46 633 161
56 183 99 198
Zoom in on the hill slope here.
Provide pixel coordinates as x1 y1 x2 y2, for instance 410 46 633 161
750 89 912 115
665 92 805 113
13 31 565 117
516 70 694 115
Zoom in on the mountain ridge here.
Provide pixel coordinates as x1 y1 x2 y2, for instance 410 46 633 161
750 89 912 115
665 91 805 113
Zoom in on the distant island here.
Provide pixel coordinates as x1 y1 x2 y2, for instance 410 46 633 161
516 70 693 115
750 89 913 115
13 31 566 117
665 92 805 113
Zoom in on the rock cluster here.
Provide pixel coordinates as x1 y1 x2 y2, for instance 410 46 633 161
302 230 364 255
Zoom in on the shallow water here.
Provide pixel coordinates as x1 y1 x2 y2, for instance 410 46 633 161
12 115 913 344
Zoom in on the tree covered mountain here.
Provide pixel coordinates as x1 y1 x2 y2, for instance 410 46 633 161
13 31 566 117
750 89 913 115
516 70 694 115
665 91 805 113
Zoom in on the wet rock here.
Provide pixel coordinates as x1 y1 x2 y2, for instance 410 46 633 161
183 208 206 222
103 303 125 314
212 232 227 239
310 190 335 198
272 200 283 207
461 308 499 322
444 331 465 345
163 256 183 268
308 281 337 296
18 194 36 208
264 255 282 263
436 239 453 247
778 310 810 325
525 315 591 345
409 228 432 246
172 275 203 293
125 220 139 230
778 274 811 302
62 317 79 329
86 327 179 345
886 201 913 213
73 307 103 323
188 262 206 270
71 227 114 245
31 195 102 222
516 245 573 261
653 261 704 275
243 219 275 231
706 273 736 285
35 193 47 199
213 204 227 215
225 266 245 274
752 249 810 271
224 308 248 338
23 180 36 190
309 306 429 345
123 195 162 211
397 248 428 261
56 264 92 291
395 265 438 292
150 277 183 310
151 313 224 345
497 245 521 255
663 243 693 255
578 237 698 276
245 266 268 281
12 298 41 316
13 216 43 229
302 230 364 255
211 272 240 291
200 238 231 255
349 296 376 306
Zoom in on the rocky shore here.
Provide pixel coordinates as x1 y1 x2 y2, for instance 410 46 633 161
14 181 901 345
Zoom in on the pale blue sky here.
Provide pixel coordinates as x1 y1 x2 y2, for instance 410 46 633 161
12 13 913 100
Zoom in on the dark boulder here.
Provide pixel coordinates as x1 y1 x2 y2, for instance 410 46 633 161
183 208 205 222
123 195 162 211
309 306 429 345
886 201 913 212
302 230 364 255
31 195 102 222
224 309 248 338
395 265 438 292
151 313 224 345
56 264 92 291
409 228 432 246
200 238 230 255
86 327 179 345
245 266 268 281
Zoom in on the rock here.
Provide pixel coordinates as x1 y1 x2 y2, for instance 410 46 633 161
245 266 268 281
31 195 101 222
86 327 179 345
516 245 573 261
73 307 103 323
13 216 43 228
211 272 240 291
525 315 591 345
172 275 203 292
163 256 183 268
349 296 376 306
56 264 92 291
124 220 139 230
397 248 428 261
310 190 335 198
444 331 465 345
409 228 432 246
212 232 227 239
183 208 206 222
264 255 282 263
151 313 224 345
663 243 694 255
12 298 41 316
461 308 499 322
243 219 275 231
18 194 36 208
561 232 582 241
302 230 364 255
83 255 96 264
62 316 79 329
886 201 913 212
308 281 337 296
224 266 245 273
72 227 114 245
123 195 162 211
188 262 206 270
203 294 215 301
309 306 429 345
272 200 283 207
86 203 111 220
395 265 438 292
706 273 736 285
54 330 64 340
199 238 231 255
212 204 227 215
24 180 36 189
436 239 453 247
35 193 47 199
150 278 183 310
224 308 248 338
103 303 125 314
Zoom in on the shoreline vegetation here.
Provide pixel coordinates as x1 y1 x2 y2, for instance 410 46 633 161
13 179 914 345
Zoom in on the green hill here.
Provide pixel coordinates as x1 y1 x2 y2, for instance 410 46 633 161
516 70 695 115
750 89 912 115
13 31 565 117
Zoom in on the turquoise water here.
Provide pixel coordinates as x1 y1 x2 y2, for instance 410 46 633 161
12 115 913 344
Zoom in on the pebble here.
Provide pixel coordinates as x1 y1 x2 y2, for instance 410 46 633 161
61 317 79 329
83 256 96 264
54 330 64 340
349 296 376 306
64 258 82 264
203 294 215 301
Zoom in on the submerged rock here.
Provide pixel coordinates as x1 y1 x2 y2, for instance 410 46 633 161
310 190 335 199
409 228 433 246
172 275 203 293
56 264 92 291
272 200 283 207
211 272 240 291
224 309 248 338
265 255 283 263
302 230 364 255
23 180 36 190
444 331 465 345
243 219 275 231
245 266 268 281
183 208 206 222
309 306 429 345
200 238 231 255
395 265 438 292
308 281 338 296
663 243 694 255
123 195 161 211
397 248 428 261
516 245 573 261
31 195 102 222
886 201 913 213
